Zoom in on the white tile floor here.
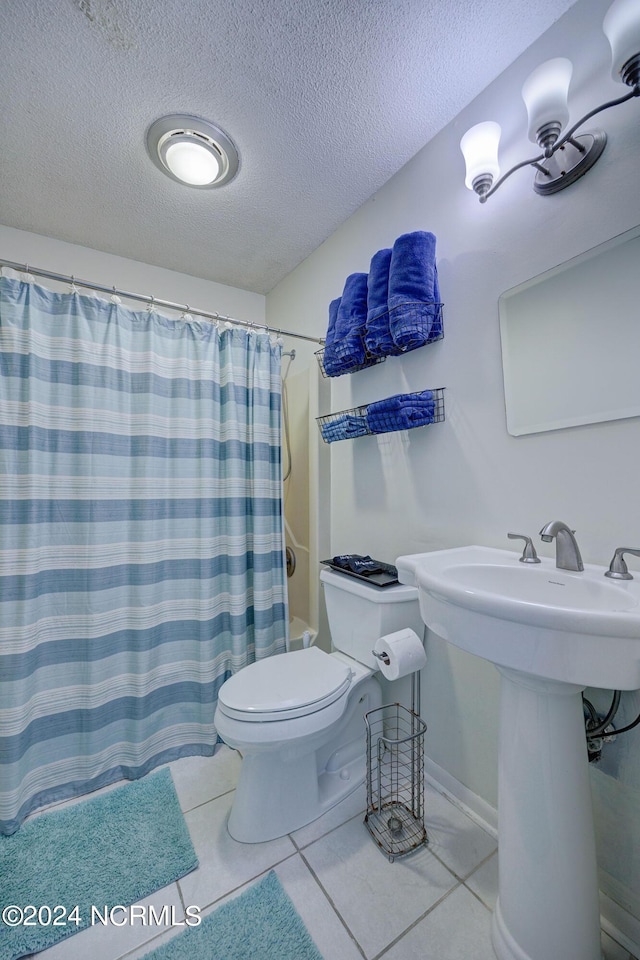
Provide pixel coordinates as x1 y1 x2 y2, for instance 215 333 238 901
32 746 636 960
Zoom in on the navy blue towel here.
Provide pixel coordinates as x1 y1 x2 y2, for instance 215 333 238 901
323 297 345 376
335 273 368 338
321 413 369 443
326 273 368 373
388 232 440 351
366 390 435 434
364 248 401 358
325 297 341 345
331 555 395 576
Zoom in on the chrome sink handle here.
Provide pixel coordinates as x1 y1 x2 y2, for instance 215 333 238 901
604 547 640 580
507 533 541 563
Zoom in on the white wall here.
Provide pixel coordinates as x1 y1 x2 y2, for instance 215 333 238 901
267 0 640 931
0 225 265 324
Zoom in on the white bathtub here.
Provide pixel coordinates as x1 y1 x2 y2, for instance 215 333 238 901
287 615 318 651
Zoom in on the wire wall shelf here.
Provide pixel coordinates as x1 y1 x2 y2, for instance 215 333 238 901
315 302 444 378
315 334 386 378
387 301 444 351
316 387 444 444
364 702 428 862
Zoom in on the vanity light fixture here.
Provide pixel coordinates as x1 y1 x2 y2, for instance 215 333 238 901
146 115 239 188
460 0 640 202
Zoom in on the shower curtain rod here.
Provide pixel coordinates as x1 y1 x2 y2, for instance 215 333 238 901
0 258 325 345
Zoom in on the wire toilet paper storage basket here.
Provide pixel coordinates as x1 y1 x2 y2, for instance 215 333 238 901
364 672 428 862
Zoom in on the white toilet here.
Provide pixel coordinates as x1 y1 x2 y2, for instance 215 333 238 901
214 567 423 842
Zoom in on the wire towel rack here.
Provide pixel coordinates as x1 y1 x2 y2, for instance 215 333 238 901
317 388 445 443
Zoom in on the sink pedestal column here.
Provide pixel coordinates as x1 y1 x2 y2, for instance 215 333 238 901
491 667 602 960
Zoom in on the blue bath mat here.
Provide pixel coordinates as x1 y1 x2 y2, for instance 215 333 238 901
0 768 198 960
140 871 323 960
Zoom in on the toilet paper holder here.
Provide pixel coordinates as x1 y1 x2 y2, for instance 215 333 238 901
364 637 427 861
372 628 427 683
372 649 391 666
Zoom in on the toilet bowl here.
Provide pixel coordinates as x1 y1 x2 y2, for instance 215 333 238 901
214 567 422 843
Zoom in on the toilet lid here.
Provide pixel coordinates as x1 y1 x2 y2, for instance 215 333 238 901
217 647 353 722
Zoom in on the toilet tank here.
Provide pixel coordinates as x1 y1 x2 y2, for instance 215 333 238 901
320 568 423 670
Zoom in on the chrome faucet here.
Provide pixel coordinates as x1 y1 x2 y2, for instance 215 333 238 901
539 520 584 572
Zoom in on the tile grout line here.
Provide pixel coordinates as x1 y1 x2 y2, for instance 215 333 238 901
178 783 236 815
461 880 496 914
175 877 187 915
370 880 465 960
459 848 499 911
297 847 369 960
423 838 497 887
187 849 300 915
118 927 172 960
291 802 498 958
463 847 498 879
292 804 369 852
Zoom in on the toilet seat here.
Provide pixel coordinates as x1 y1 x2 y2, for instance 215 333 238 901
217 647 353 722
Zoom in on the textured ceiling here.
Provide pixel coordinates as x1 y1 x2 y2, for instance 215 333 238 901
0 0 577 294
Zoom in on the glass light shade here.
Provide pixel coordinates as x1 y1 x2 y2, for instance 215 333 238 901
521 58 572 143
460 121 501 190
164 140 221 185
603 0 640 81
147 116 239 188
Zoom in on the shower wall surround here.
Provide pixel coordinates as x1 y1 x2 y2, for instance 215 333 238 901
266 0 640 945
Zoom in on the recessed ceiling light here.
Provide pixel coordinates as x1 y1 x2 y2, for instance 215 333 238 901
146 115 239 188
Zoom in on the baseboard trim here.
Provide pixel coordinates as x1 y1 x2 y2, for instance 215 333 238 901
600 893 640 959
424 757 640 958
423 756 497 839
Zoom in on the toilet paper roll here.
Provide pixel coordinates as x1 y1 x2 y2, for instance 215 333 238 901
373 628 427 681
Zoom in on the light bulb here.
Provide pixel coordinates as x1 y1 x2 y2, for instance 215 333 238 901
460 121 501 196
603 0 640 85
164 140 220 186
522 58 572 149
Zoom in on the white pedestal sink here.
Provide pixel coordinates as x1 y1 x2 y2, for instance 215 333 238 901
396 545 640 960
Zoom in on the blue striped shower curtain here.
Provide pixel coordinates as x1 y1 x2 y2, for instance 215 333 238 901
0 276 287 834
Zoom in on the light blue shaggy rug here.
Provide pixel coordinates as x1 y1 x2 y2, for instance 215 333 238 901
0 768 198 960
141 871 323 960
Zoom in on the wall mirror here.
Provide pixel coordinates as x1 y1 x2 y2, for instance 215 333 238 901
499 224 640 436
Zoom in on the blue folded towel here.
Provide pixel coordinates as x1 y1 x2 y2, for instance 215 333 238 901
366 250 392 323
321 413 369 443
364 249 401 358
388 232 440 352
325 297 341 345
322 298 345 376
322 273 368 374
366 390 435 434
335 273 369 339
